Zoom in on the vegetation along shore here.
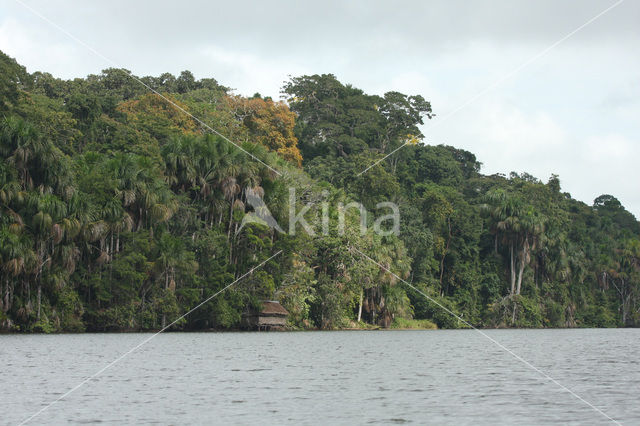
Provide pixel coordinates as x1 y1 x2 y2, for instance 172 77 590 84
1 50 638 333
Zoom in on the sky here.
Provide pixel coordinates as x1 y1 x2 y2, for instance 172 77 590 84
1 0 639 217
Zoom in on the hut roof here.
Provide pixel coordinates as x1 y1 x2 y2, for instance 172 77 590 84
260 301 289 316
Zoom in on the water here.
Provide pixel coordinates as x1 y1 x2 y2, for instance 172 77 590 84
1 329 639 425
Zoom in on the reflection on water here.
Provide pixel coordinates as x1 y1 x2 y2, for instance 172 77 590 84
1 329 639 425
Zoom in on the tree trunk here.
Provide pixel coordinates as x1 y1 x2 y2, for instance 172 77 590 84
7 280 13 313
516 262 525 295
516 237 529 295
439 217 452 292
227 197 235 240
619 279 628 325
516 247 526 295
37 283 42 320
509 242 516 295
357 289 363 322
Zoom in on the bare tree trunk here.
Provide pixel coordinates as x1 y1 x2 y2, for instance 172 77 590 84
510 242 516 296
37 283 41 320
9 280 14 312
357 289 363 322
516 246 526 295
227 198 235 241
439 217 452 291
371 293 377 324
620 278 629 327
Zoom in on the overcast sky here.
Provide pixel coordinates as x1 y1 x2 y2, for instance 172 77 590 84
1 0 638 217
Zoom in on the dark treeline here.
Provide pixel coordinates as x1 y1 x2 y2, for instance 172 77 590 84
1 50 638 332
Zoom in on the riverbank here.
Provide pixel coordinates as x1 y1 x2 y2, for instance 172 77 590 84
0 319 440 334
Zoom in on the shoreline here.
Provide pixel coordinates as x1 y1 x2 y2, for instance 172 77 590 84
3 326 638 335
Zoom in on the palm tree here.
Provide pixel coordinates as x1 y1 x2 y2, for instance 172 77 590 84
514 211 544 295
484 189 544 296
28 193 68 319
163 135 197 192
0 227 35 314
1 117 71 196
614 239 640 325
484 190 523 295
358 235 410 325
0 117 43 190
154 233 197 327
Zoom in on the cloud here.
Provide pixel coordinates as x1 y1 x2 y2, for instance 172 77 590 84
428 97 567 178
197 45 311 97
584 134 634 162
575 133 640 216
0 17 86 77
428 95 640 217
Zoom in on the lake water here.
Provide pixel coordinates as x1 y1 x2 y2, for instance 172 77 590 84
1 329 639 425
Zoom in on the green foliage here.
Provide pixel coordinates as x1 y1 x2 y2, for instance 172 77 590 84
57 286 85 332
0 51 29 113
390 317 437 330
407 286 466 329
0 51 638 333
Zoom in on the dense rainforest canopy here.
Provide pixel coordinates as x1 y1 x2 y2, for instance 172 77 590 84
1 50 638 332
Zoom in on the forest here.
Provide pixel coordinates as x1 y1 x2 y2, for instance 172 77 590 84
1 49 639 332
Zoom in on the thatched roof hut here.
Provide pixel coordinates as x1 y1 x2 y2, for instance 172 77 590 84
242 301 289 331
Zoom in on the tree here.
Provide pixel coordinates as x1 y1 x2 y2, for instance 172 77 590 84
0 51 29 113
227 95 302 166
484 189 544 296
2 51 639 333
282 74 432 163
